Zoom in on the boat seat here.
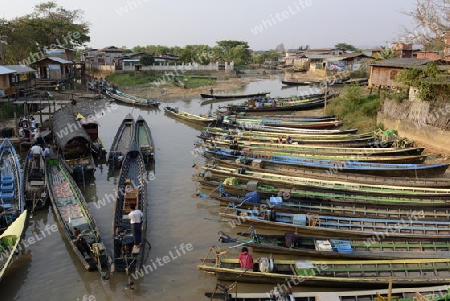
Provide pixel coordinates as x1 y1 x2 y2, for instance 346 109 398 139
1 181 14 193
1 192 14 201
30 168 44 181
1 176 13 186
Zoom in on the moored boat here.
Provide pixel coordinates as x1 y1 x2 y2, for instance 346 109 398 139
23 146 48 211
202 165 450 198
106 89 160 107
113 142 148 272
218 227 450 259
198 248 450 287
164 106 218 126
77 113 107 160
135 115 155 163
210 157 450 188
204 284 450 300
200 91 270 99
0 138 25 235
195 176 450 207
204 149 448 177
46 154 113 275
0 210 27 283
52 109 95 183
108 113 135 169
219 206 450 239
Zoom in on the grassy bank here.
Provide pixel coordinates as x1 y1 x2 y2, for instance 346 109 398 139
106 71 223 89
326 85 381 132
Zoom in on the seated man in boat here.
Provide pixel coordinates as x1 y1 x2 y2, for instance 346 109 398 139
238 247 254 270
128 203 144 254
286 136 293 144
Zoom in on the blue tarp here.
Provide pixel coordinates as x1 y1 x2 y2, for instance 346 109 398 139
244 191 260 204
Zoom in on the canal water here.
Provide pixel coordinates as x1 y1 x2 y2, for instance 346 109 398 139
1 77 330 301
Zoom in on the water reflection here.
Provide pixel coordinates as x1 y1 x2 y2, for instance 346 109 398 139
1 78 335 300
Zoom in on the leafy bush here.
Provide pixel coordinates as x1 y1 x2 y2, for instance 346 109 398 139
326 85 380 131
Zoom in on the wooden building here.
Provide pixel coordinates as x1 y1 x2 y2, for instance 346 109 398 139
0 66 15 97
4 65 36 97
35 57 75 81
369 58 440 89
43 46 75 61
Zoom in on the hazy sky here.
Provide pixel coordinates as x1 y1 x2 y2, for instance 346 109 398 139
2 0 418 50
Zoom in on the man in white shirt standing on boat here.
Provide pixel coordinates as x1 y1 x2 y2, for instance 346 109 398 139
128 203 144 254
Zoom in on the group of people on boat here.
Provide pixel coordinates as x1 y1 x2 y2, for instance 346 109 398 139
248 97 277 109
277 135 293 144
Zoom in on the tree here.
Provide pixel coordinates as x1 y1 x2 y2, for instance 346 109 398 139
216 40 251 63
374 46 400 60
402 0 450 50
140 54 155 66
335 43 357 52
0 1 90 64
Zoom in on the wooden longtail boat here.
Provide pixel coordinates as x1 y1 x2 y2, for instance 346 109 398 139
225 122 359 134
200 91 270 99
195 176 450 207
281 80 320 86
52 110 95 183
106 89 160 107
232 113 338 121
113 142 148 272
46 155 113 275
204 149 448 177
205 141 425 157
135 115 154 163
198 247 450 287
201 127 373 141
23 147 48 211
207 148 427 164
108 113 135 169
218 227 450 259
232 118 345 129
164 106 218 126
0 138 24 235
202 165 450 198
226 97 331 113
77 113 107 160
210 157 450 188
208 190 450 220
0 210 27 283
204 284 450 300
219 206 450 239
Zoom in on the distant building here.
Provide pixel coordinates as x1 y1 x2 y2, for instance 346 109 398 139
392 43 413 58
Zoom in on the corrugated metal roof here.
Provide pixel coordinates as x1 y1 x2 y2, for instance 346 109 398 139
52 109 91 152
46 57 73 64
4 65 36 74
370 58 440 68
0 66 15 75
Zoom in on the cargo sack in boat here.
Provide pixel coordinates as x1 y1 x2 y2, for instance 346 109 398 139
222 177 238 186
259 257 273 273
285 232 301 248
244 191 260 204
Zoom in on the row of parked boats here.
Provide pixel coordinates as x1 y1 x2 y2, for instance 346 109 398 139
167 101 450 299
0 109 155 284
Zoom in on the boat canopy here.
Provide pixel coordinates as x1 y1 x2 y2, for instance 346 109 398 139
52 110 91 156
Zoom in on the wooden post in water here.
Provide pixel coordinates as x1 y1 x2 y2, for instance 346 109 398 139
323 78 328 115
